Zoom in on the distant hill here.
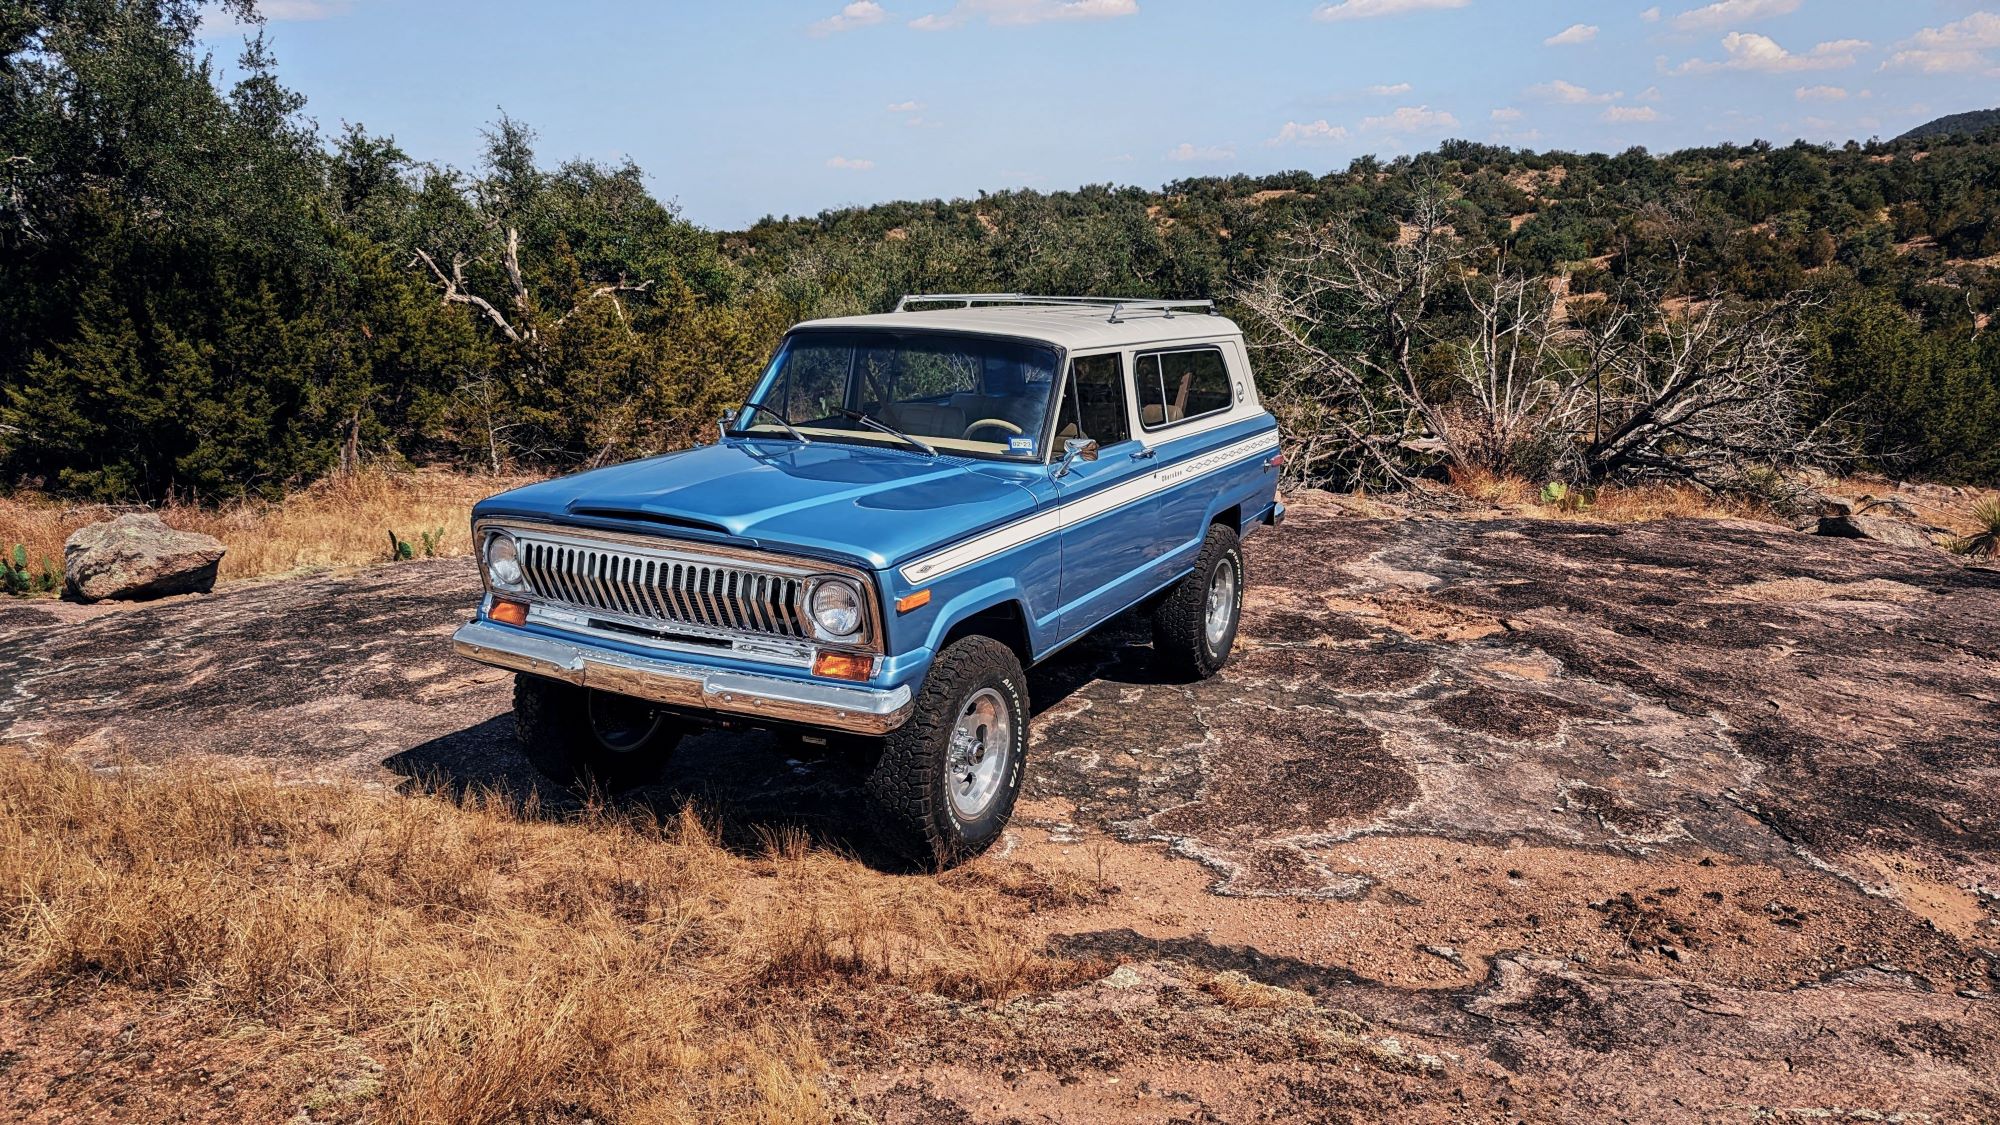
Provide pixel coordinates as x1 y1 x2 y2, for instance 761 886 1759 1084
1896 108 2000 142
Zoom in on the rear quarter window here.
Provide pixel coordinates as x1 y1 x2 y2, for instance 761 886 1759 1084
1135 347 1233 431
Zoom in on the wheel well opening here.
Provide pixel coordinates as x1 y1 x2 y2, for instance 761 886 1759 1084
1209 507 1241 535
940 601 1033 667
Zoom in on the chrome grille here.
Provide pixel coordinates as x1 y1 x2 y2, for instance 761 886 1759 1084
516 538 809 640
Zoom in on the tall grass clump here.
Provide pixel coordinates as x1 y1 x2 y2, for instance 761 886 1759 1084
1949 495 2000 558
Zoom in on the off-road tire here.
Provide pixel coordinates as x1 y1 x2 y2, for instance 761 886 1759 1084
1152 522 1244 681
513 674 681 790
864 635 1028 869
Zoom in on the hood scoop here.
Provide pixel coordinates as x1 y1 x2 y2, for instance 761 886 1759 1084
567 506 733 537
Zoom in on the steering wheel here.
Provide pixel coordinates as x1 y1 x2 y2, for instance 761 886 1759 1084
963 417 1023 441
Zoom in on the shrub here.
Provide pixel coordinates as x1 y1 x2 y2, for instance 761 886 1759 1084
2 543 59 596
1949 495 2000 558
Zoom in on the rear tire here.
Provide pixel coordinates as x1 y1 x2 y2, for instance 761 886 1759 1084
513 674 682 790
864 636 1028 869
1152 523 1243 681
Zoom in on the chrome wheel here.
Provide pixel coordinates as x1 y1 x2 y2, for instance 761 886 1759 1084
1204 555 1238 650
946 687 1012 821
587 690 665 754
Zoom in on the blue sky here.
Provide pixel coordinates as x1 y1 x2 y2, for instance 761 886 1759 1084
202 1 2000 229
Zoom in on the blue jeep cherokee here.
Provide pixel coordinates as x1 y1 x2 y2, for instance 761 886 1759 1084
454 294 1285 865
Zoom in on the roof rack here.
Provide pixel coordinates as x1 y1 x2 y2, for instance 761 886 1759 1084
893 293 1216 323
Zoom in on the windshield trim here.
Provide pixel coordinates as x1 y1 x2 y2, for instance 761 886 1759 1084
728 327 1070 465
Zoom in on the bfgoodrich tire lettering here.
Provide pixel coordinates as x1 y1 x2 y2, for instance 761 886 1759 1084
513 673 681 790
864 635 1028 869
1152 522 1243 681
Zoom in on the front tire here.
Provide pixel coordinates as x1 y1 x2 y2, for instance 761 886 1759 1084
1153 523 1244 681
513 674 682 790
864 635 1028 868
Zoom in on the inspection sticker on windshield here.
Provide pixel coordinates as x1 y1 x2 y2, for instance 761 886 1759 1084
1009 437 1037 455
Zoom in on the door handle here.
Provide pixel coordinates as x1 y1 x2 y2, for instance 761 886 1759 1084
1132 447 1158 461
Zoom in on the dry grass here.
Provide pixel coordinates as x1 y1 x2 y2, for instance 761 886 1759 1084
0 752 1085 1122
1438 467 1773 524
0 469 537 587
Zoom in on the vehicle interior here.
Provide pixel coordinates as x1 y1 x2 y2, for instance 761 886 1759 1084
738 330 1061 460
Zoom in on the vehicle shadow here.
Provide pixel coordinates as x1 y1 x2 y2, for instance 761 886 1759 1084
381 610 1177 872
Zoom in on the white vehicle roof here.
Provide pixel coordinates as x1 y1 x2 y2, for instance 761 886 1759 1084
791 295 1243 352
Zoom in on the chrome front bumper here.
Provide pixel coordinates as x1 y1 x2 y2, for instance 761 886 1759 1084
452 620 914 736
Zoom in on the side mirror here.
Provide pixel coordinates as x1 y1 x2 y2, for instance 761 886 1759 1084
718 407 740 439
1054 437 1099 479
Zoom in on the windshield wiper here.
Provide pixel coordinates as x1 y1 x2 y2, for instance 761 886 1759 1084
738 401 811 445
839 409 939 457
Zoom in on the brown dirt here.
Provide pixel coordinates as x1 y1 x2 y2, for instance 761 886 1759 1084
3 502 1998 1122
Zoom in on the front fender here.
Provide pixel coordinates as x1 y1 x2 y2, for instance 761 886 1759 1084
923 577 1034 656
876 574 1041 692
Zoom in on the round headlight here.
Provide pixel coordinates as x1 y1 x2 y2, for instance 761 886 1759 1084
809 578 863 639
483 530 528 593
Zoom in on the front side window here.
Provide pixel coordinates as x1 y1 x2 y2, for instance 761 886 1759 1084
1135 347 1233 430
1054 353 1132 448
738 330 1060 461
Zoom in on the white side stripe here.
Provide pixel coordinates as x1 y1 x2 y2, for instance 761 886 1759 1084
898 429 1280 585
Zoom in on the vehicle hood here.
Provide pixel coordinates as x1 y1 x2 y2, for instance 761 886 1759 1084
472 439 1041 571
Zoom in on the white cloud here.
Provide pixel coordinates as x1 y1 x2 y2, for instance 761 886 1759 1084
1602 105 1661 122
909 0 1137 30
1882 48 1990 74
1673 33 1867 74
1313 0 1469 22
1367 82 1414 95
1794 84 1846 101
1545 23 1597 46
1638 85 1662 102
1528 79 1617 104
1671 0 1799 33
1360 104 1459 132
1267 119 1351 146
1640 7 1660 23
885 100 924 112
826 156 876 170
1906 11 2000 51
1490 106 1522 121
810 1 888 36
1166 142 1236 162
1882 12 2000 75
199 0 347 35
260 0 349 18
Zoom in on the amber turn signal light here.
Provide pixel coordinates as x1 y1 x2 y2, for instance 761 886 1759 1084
811 651 875 682
488 598 528 627
895 588 932 613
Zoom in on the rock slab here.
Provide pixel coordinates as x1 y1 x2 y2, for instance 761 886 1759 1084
1814 511 1939 550
63 513 226 602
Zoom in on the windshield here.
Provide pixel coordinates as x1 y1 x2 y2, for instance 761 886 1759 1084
735 330 1060 461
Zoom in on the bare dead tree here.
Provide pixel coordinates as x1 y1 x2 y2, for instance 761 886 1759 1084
1235 185 1470 489
1239 191 1840 493
412 227 655 345
550 275 654 338
411 243 528 344
453 366 529 473
1576 292 1834 486
1437 269 1598 478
